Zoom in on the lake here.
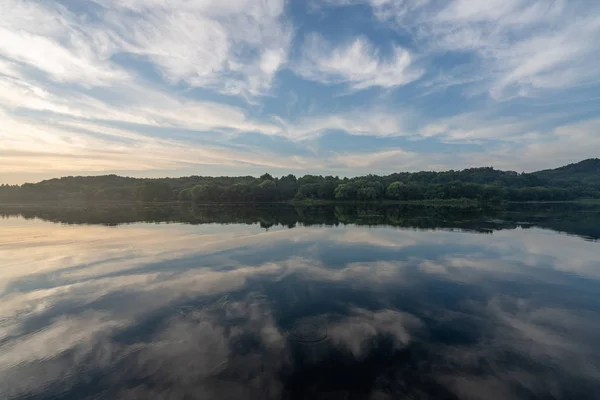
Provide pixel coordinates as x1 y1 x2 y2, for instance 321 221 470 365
1 204 600 399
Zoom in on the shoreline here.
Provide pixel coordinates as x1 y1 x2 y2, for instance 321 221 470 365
1 198 600 209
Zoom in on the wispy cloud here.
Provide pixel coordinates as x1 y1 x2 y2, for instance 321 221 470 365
0 0 599 182
368 0 600 98
0 0 291 96
0 111 315 175
333 149 421 169
282 108 408 139
95 0 292 97
295 34 423 90
419 111 548 142
0 0 129 87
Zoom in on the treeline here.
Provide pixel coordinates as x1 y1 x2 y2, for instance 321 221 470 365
1 159 599 204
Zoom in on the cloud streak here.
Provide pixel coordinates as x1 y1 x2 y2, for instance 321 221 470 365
295 34 423 89
369 0 600 98
0 0 599 182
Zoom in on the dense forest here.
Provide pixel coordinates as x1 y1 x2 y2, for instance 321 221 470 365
1 159 599 204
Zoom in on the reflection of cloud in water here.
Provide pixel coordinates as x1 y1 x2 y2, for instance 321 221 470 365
1 218 600 398
0 294 289 399
433 297 600 399
277 259 407 289
289 320 328 344
328 309 422 359
0 311 129 398
332 228 418 249
118 295 289 399
0 222 301 291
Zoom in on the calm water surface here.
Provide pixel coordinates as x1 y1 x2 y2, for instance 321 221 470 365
1 205 599 399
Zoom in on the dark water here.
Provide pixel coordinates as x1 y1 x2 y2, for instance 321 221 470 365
1 204 600 400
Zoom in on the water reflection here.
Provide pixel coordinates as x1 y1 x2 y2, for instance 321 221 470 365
2 203 600 241
0 205 599 399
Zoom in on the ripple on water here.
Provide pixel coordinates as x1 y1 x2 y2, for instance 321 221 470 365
289 321 328 344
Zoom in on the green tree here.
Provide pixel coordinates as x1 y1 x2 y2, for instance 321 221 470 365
179 188 193 201
138 181 172 202
334 184 356 200
256 180 277 201
387 182 406 200
357 186 377 201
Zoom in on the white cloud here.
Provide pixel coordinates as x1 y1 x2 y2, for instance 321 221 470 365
0 71 283 134
324 112 600 171
420 117 600 172
334 149 420 169
282 108 407 139
419 112 546 142
0 0 598 180
0 68 311 177
488 17 600 98
330 0 600 99
95 0 291 96
0 0 291 96
434 1 600 98
0 1 129 87
0 0 305 183
0 59 23 79
513 118 600 170
295 34 423 89
0 111 315 175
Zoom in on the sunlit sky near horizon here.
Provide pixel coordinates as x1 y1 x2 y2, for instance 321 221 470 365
1 0 600 184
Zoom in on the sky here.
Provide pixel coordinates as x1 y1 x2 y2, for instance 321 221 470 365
1 0 600 184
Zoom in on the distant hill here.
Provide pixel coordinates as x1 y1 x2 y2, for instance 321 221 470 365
1 159 599 204
532 158 600 186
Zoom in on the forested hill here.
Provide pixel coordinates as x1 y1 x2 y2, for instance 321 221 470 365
1 159 599 203
532 158 600 186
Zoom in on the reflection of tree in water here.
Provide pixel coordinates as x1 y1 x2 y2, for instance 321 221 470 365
2 203 600 240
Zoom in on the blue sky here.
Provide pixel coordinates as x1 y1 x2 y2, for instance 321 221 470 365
1 0 600 184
